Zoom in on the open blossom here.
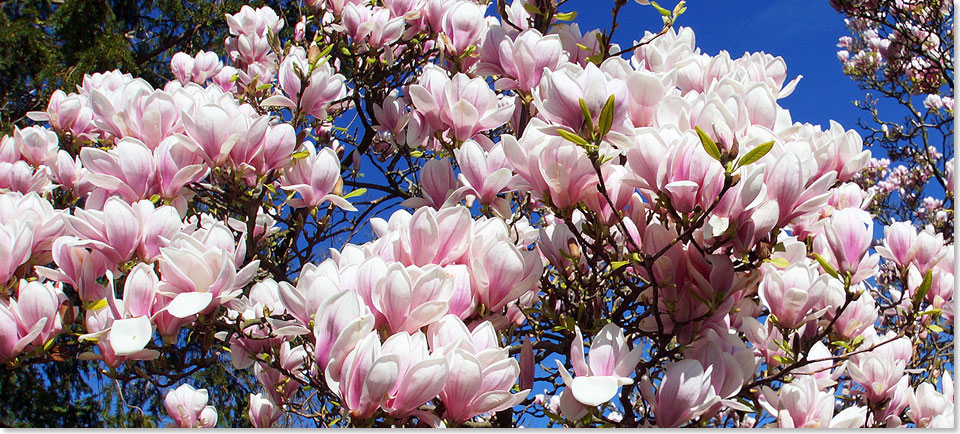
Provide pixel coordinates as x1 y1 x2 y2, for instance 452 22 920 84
557 324 641 407
267 46 348 119
428 315 528 423
408 66 513 143
759 376 866 428
279 142 355 210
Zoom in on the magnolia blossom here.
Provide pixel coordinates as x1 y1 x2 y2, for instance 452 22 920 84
557 324 641 407
164 384 218 428
640 359 719 427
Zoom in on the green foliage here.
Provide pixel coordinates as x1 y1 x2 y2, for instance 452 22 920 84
0 0 300 132
0 360 101 427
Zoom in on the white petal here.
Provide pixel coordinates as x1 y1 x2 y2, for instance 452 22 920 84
570 375 620 406
165 292 214 318
109 316 153 356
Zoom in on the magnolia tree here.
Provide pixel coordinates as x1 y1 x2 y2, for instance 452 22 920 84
832 0 954 237
0 0 953 428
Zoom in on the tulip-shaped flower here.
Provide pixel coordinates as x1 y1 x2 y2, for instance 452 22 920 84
557 324 642 407
65 197 141 266
80 137 158 202
640 359 719 427
4 280 67 354
280 143 356 211
0 221 33 287
408 66 513 143
455 140 513 206
479 28 564 92
371 264 454 334
267 47 347 120
164 384 218 428
907 378 955 428
502 130 599 210
313 290 376 371
758 376 866 428
400 158 461 209
400 206 473 267
154 135 209 199
439 1 486 56
157 229 260 319
326 331 400 420
341 3 405 49
427 315 528 423
764 151 837 227
533 62 629 133
380 331 449 419
656 138 725 214
847 352 906 403
248 393 283 428
817 208 878 282
758 261 829 330
471 239 542 312
13 126 58 167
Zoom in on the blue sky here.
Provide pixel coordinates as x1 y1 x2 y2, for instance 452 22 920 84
569 0 867 133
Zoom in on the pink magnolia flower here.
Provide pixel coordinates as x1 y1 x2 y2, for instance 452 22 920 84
154 135 208 199
502 128 598 210
764 151 837 227
758 261 829 330
314 290 375 371
408 66 513 143
427 316 528 423
683 328 756 402
156 224 260 319
479 28 564 92
181 103 269 168
640 359 719 427
454 140 513 206
399 206 473 267
371 264 454 334
380 331 449 419
66 197 142 265
533 62 629 133
171 51 223 85
815 207 879 282
35 236 109 301
656 137 725 214
0 220 33 287
342 4 405 49
907 377 955 428
26 90 97 141
267 47 347 119
470 237 542 312
13 126 58 166
164 384 218 428
824 285 878 339
875 221 919 267
248 393 283 428
400 158 461 209
80 137 158 202
325 331 401 420
557 324 641 407
280 143 355 210
8 280 66 349
847 352 906 403
439 1 486 56
759 376 866 428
